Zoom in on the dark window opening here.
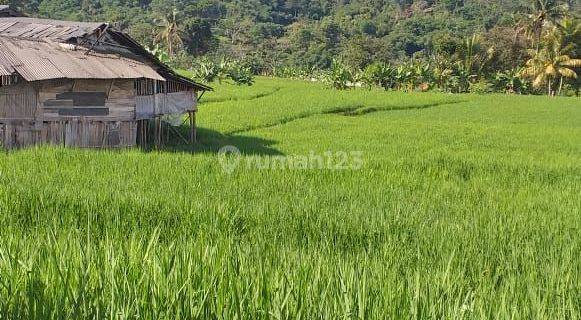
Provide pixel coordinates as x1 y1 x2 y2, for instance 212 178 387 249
135 79 190 95
0 75 19 87
135 79 155 96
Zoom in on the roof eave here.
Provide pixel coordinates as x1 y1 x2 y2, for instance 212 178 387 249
107 30 212 92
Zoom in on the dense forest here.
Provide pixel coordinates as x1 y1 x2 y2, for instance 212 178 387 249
2 0 581 94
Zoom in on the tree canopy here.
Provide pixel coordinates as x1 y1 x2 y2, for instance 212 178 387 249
3 0 577 70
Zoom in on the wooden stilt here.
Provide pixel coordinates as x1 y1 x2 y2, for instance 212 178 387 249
139 119 147 150
189 111 197 144
137 120 141 149
154 117 161 150
165 120 169 145
143 120 147 149
158 117 162 149
153 118 156 149
144 119 148 149
193 112 197 143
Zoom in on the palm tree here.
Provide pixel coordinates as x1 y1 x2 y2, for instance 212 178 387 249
523 0 567 51
460 34 495 77
555 18 581 96
522 32 581 96
555 17 581 57
154 9 183 57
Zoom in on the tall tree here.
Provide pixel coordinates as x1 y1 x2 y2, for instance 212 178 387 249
524 0 568 51
154 9 183 57
522 30 581 95
555 17 581 57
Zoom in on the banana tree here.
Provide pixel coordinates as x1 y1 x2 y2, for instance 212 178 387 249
493 68 529 94
395 64 414 91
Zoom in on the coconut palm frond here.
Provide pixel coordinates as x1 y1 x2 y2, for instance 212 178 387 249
558 67 577 79
522 61 542 76
562 58 581 67
533 73 546 88
560 43 575 55
545 64 557 76
554 54 571 62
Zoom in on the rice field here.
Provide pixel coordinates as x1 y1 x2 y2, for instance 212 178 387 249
0 77 580 319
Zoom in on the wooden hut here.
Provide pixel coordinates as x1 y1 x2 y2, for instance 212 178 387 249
0 9 211 149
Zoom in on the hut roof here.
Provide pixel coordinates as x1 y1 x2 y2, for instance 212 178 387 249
0 17 105 41
0 13 211 91
0 36 164 81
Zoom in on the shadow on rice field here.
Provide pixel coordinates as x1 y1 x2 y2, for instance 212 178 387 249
159 126 284 155
323 100 467 116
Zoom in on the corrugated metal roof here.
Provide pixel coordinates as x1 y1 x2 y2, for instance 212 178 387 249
0 14 211 91
0 17 104 41
0 36 164 81
0 65 11 76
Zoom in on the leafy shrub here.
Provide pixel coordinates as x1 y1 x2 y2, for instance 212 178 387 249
274 66 320 80
469 79 494 94
359 63 396 90
323 60 354 90
492 69 529 94
189 58 255 86
146 45 171 64
395 64 415 91
273 66 296 78
413 63 434 90
226 64 255 86
191 58 220 83
447 64 474 93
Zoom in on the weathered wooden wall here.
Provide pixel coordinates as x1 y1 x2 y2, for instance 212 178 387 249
40 79 135 121
0 78 197 149
136 95 155 120
0 79 138 149
0 83 37 119
0 120 136 149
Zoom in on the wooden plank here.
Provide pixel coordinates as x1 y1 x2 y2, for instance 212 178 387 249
58 108 109 116
73 79 110 93
56 92 107 106
0 83 38 119
0 119 140 149
4 123 12 149
0 123 4 149
43 99 74 107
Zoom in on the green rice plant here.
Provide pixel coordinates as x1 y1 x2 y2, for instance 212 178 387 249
0 77 579 319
